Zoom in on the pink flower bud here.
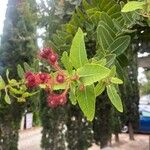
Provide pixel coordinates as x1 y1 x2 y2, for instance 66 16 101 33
56 74 65 83
39 48 52 59
25 72 37 88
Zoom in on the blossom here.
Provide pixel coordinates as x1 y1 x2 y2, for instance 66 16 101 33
47 92 67 108
37 73 51 84
25 72 37 88
39 48 52 59
39 47 58 65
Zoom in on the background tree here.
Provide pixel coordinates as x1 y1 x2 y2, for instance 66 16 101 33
0 0 37 149
138 27 150 95
38 1 93 149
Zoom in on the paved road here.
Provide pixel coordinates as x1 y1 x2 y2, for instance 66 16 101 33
18 127 149 150
18 127 42 150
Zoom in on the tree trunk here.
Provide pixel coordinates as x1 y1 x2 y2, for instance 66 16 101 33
128 122 134 140
115 133 119 143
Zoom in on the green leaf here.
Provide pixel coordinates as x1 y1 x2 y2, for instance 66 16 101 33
6 69 10 82
122 1 145 12
111 77 123 84
97 21 115 50
77 63 110 86
82 0 92 10
17 97 26 102
20 85 27 91
76 7 85 21
95 81 105 97
0 76 5 90
105 54 116 68
9 79 18 86
9 87 24 95
22 92 38 98
69 84 77 105
106 84 123 112
61 51 73 73
97 58 107 66
24 62 32 72
53 82 67 90
100 12 117 32
70 28 88 69
117 54 128 67
115 60 125 80
77 85 95 121
109 66 116 77
17 64 25 79
92 58 107 66
32 59 39 72
108 35 131 56
5 91 11 104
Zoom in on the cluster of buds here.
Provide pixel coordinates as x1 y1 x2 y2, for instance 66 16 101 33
25 72 51 88
39 48 58 66
47 91 67 108
25 47 68 108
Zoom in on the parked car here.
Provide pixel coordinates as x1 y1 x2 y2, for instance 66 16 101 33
122 104 150 133
138 105 150 133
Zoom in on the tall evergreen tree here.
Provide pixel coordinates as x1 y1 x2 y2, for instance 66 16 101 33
37 1 93 149
120 40 140 140
0 0 37 149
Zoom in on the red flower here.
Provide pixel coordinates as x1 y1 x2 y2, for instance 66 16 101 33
59 94 67 105
25 72 37 88
47 92 67 108
48 52 58 65
56 74 65 83
39 47 58 65
37 73 51 84
39 48 52 59
47 93 59 108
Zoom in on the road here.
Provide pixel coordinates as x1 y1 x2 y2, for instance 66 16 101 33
18 127 149 150
18 127 42 150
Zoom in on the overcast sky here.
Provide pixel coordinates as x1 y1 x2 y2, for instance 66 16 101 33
0 0 8 34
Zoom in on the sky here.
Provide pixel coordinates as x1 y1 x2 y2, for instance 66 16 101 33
0 0 8 35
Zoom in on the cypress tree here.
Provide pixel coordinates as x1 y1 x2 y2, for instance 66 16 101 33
120 42 140 140
38 1 93 149
0 0 37 149
93 93 113 148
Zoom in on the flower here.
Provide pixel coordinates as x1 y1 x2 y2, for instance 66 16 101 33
48 52 58 65
25 72 37 88
47 92 67 108
56 74 65 83
37 73 51 84
39 48 52 59
39 47 58 65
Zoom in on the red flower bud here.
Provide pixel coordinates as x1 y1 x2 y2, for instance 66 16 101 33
39 48 52 59
47 95 59 108
25 72 37 88
59 94 67 105
56 74 65 83
47 92 67 108
37 73 51 84
48 53 58 65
